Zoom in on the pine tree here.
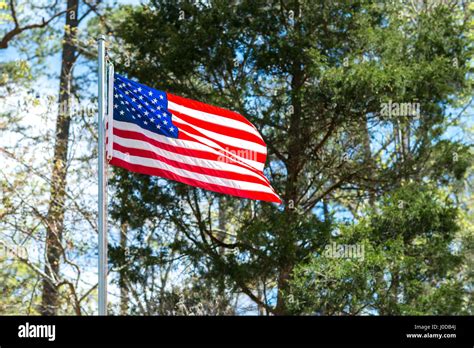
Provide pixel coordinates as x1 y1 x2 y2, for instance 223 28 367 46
106 0 473 315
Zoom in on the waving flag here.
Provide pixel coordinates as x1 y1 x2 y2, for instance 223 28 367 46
108 73 281 203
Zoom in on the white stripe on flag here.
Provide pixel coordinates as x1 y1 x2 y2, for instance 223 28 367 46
114 120 265 171
113 135 269 184
112 150 277 195
168 100 263 140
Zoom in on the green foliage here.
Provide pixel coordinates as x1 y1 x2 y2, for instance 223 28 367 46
0 60 31 86
0 257 41 315
288 183 470 315
105 0 473 315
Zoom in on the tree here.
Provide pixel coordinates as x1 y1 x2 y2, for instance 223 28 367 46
41 0 110 315
104 0 473 315
0 253 42 315
0 0 67 49
40 0 80 316
287 183 472 315
1 0 108 315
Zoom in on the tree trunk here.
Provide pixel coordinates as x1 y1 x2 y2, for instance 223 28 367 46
40 0 79 316
216 197 228 313
275 23 304 314
401 119 411 166
120 222 129 315
217 197 227 255
360 115 375 205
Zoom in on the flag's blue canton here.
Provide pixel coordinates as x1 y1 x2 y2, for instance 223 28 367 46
113 74 178 138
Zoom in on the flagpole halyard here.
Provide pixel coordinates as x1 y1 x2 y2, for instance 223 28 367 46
97 34 108 316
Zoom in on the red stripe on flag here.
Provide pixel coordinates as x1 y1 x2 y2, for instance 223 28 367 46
175 121 267 164
110 157 282 203
113 127 266 178
113 142 271 186
170 109 266 146
167 93 258 130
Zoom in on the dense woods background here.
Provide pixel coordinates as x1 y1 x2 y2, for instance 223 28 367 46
1 0 473 315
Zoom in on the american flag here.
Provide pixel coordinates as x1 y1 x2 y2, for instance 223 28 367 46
107 73 281 203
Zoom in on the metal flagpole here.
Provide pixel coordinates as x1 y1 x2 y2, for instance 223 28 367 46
97 34 107 316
